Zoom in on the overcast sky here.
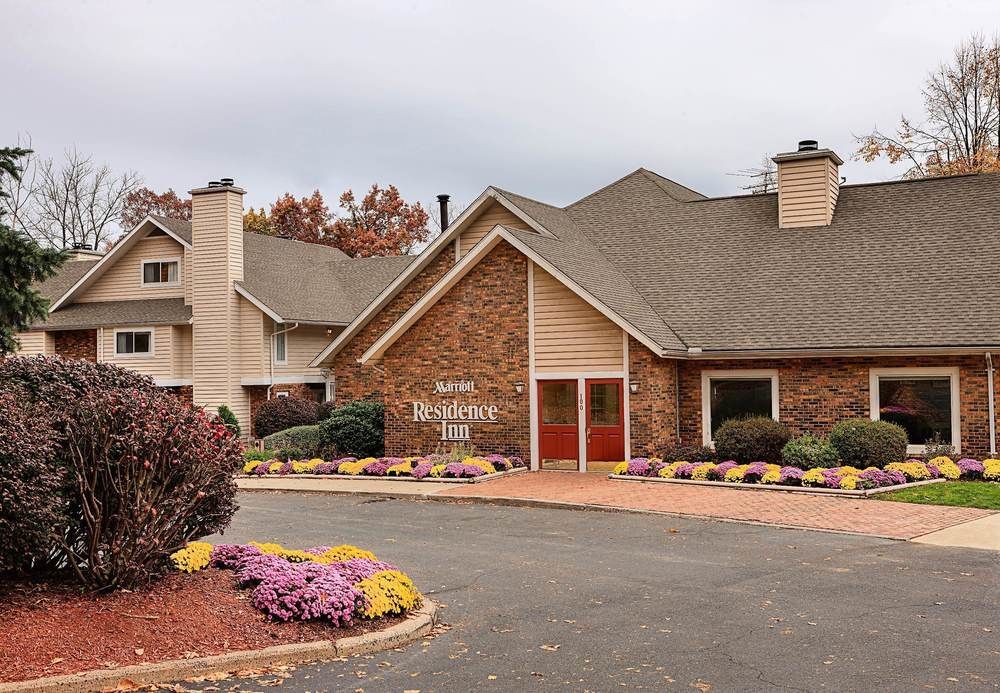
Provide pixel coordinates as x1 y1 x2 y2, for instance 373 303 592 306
3 1 997 219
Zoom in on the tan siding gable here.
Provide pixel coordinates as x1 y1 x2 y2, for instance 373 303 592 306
262 320 333 376
172 324 192 378
532 266 624 373
458 201 533 259
77 235 185 303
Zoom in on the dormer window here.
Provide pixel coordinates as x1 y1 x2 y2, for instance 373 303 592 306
142 259 180 286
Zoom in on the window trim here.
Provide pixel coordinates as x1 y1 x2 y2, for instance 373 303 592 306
113 327 155 358
701 369 780 446
140 257 182 288
869 367 961 454
272 330 288 365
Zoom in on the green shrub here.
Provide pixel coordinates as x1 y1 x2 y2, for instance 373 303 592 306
317 400 336 421
263 424 324 458
243 448 278 463
781 434 840 469
828 418 908 468
320 400 384 458
252 397 319 438
217 404 241 437
713 416 790 464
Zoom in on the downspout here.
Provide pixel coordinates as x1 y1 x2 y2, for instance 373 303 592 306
988 353 996 456
267 322 299 400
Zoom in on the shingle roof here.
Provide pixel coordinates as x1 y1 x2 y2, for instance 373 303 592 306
34 298 191 330
150 215 192 244
557 169 1000 352
34 260 99 304
239 233 414 323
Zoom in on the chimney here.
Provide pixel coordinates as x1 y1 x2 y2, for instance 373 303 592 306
437 193 450 230
772 140 844 228
189 177 247 429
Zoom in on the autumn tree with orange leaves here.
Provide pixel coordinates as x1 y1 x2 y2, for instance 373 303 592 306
121 187 191 230
244 185 430 257
856 33 1000 178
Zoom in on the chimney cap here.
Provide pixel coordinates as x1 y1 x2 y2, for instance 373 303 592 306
772 141 844 166
220 177 235 186
436 193 450 202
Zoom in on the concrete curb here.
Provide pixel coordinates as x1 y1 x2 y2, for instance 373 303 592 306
607 474 948 497
0 601 437 693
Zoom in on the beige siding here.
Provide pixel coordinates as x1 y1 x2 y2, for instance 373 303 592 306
184 247 193 305
191 188 248 428
777 157 838 228
262 320 333 376
100 325 175 380
457 201 533 259
172 324 193 379
15 330 53 356
532 266 624 373
78 235 186 302
239 297 266 377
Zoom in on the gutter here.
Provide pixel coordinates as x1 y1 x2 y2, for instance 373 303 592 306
267 322 299 400
988 353 997 456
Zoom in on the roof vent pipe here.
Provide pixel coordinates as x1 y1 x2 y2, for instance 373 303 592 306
437 193 450 230
220 177 234 186
797 139 819 152
207 180 222 187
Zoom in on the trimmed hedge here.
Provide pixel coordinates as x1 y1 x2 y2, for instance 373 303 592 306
713 416 791 464
781 435 840 469
253 397 319 439
263 424 324 458
828 418 908 469
319 400 384 458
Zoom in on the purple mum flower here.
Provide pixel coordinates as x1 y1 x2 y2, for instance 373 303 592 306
957 458 984 478
250 565 363 623
255 461 273 476
235 553 297 587
778 466 804 485
363 460 390 476
626 458 652 476
925 463 941 479
709 461 738 480
744 462 768 482
674 462 698 479
885 469 907 485
411 462 434 479
328 558 397 584
442 463 486 478
508 456 526 468
278 460 295 475
210 543 263 569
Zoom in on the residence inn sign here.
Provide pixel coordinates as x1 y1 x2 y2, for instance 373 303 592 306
412 380 498 441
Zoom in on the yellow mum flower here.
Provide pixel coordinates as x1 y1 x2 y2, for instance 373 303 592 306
429 463 449 478
387 461 412 476
983 459 1000 481
931 458 961 480
761 469 781 484
885 462 931 481
802 468 826 486
337 460 368 475
612 461 629 475
724 465 747 483
658 461 686 479
171 541 212 573
691 463 714 480
356 570 422 618
839 475 859 490
243 460 262 474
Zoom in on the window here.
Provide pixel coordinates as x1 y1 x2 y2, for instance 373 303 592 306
701 370 779 444
870 368 960 453
114 329 153 356
273 331 287 364
141 259 180 286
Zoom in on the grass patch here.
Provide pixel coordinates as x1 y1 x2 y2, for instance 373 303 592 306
877 481 1000 510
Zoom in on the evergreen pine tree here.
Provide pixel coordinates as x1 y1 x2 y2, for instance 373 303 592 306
0 147 67 354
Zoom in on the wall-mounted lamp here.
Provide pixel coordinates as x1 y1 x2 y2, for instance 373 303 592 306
629 380 639 394
514 381 525 394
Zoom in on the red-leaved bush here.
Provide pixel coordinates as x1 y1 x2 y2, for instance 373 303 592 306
253 396 319 438
0 390 66 574
0 356 240 590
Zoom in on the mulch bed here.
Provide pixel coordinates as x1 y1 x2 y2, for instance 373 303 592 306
0 568 402 684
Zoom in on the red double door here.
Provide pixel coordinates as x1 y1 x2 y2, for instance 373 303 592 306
538 378 624 469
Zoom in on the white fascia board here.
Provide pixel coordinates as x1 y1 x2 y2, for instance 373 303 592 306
687 346 1000 359
240 374 327 386
234 283 284 323
308 187 558 367
360 226 667 364
51 216 190 311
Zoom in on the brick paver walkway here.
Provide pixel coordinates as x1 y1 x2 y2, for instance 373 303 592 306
440 472 994 539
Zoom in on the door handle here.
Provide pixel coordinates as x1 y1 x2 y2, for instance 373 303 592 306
586 427 592 443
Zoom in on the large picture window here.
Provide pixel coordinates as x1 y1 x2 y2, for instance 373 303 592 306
701 370 779 444
870 368 960 453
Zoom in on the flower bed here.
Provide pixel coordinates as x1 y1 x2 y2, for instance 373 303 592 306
170 541 421 624
611 456 1000 492
242 453 526 481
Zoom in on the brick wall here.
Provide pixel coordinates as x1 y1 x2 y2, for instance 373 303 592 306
671 355 997 458
332 251 455 404
53 329 97 361
627 335 679 456
380 242 530 458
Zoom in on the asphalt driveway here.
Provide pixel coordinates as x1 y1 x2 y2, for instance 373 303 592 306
200 492 999 692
